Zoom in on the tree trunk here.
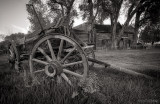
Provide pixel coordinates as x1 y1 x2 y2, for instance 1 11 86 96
111 23 117 49
89 1 94 44
117 18 130 48
151 41 154 46
133 12 140 46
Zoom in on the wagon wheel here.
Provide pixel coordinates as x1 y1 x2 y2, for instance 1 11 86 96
29 34 88 87
8 41 20 71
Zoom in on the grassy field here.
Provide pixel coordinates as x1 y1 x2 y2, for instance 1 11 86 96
0 49 160 104
95 49 160 78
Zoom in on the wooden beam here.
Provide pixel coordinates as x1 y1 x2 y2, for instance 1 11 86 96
88 58 110 67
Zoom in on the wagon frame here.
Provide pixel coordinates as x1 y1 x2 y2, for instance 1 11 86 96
8 4 110 87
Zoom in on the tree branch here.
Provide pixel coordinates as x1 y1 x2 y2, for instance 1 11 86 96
51 0 63 6
129 1 141 18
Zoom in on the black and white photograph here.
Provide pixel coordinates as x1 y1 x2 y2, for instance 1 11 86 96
0 0 160 103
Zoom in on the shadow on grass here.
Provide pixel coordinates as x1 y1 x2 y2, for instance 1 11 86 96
137 69 160 79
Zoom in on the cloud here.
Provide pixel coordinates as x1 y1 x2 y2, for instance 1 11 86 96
0 31 4 34
11 24 28 34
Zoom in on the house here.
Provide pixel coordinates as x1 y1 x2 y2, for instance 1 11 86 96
73 22 134 49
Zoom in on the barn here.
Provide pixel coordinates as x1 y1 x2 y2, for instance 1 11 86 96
73 22 134 50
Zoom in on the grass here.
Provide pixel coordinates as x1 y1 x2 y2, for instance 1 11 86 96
0 71 75 104
92 67 160 103
0 54 160 104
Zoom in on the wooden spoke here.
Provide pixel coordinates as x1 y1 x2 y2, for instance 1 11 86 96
38 47 52 62
63 69 83 78
47 40 56 60
56 75 62 84
57 39 64 60
29 35 88 85
33 69 45 74
63 61 83 67
61 47 76 63
32 58 49 65
61 73 72 86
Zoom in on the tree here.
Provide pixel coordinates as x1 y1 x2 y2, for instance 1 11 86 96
4 33 25 42
140 24 160 45
117 0 141 47
133 0 160 45
102 0 123 49
96 6 109 25
0 34 5 41
79 0 103 45
48 0 77 27
26 0 53 33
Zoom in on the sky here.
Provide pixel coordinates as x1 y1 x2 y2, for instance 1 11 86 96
0 0 125 40
0 0 30 36
0 0 86 36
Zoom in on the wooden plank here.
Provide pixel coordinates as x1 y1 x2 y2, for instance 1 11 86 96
82 45 94 49
88 58 110 67
64 45 94 52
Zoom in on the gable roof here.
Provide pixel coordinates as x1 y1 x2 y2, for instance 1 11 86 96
73 22 134 34
94 24 111 33
94 23 122 33
73 22 90 32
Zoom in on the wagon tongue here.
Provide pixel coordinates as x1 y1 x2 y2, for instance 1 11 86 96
45 61 63 77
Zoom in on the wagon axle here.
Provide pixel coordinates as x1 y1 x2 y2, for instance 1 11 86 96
45 60 63 77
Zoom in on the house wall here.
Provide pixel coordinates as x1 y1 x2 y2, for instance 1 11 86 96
75 32 134 50
96 33 111 49
76 32 89 43
123 33 134 41
121 33 134 49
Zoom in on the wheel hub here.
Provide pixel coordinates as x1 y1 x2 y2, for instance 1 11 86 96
45 60 63 77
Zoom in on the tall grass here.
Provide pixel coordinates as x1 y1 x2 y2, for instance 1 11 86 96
0 66 160 104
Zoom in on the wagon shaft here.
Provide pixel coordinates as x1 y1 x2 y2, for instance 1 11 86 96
88 58 110 67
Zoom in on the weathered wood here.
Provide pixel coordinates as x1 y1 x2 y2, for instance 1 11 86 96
29 35 88 85
25 35 39 43
64 45 94 52
82 45 94 49
88 58 110 67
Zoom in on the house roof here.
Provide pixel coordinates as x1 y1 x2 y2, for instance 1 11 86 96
73 29 88 34
94 24 111 33
124 26 134 34
94 23 122 33
73 22 134 34
73 22 90 32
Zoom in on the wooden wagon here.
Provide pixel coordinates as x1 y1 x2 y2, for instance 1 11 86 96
8 4 110 87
